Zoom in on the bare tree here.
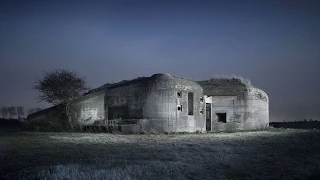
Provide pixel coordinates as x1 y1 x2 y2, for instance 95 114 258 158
34 69 89 130
34 108 42 112
28 108 35 115
17 106 24 119
8 106 17 119
0 107 9 119
28 108 42 115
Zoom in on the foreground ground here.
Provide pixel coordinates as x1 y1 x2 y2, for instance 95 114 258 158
1 128 320 180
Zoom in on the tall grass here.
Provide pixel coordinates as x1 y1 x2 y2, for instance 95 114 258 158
18 161 186 180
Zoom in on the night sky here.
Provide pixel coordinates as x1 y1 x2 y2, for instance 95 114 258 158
0 0 319 121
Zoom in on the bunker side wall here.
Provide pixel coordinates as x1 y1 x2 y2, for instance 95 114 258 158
105 77 205 133
26 105 66 131
74 90 105 126
105 81 147 122
143 86 205 133
209 90 269 132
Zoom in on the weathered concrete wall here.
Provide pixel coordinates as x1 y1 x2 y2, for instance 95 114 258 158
27 90 105 131
200 79 269 132
104 77 148 131
208 91 269 132
105 74 205 133
73 90 105 126
26 105 67 131
143 74 205 133
245 87 269 130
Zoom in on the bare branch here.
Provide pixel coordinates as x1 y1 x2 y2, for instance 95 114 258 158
34 69 90 105
0 107 9 119
8 106 17 119
17 106 24 119
33 69 90 130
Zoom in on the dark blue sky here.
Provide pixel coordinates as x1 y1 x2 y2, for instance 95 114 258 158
1 0 319 121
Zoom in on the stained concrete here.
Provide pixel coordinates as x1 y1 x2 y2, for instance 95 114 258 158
104 73 205 133
25 105 66 131
73 90 105 126
27 74 269 133
198 78 269 132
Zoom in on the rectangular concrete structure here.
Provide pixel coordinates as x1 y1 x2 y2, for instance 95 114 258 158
27 73 269 133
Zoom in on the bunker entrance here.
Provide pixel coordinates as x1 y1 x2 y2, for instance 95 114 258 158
188 92 194 115
108 106 129 120
206 103 211 131
216 113 227 123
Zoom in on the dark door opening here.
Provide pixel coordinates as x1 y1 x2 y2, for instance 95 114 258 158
108 106 129 120
206 103 211 131
188 92 194 115
216 113 227 123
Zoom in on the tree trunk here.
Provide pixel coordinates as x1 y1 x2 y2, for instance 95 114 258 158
65 102 74 131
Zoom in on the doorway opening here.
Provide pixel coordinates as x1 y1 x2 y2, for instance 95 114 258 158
188 92 194 115
108 106 129 120
206 103 211 131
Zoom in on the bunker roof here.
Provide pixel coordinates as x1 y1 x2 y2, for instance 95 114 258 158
197 77 254 96
87 73 201 92
27 104 64 120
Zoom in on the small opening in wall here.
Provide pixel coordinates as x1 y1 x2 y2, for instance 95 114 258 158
200 109 203 114
200 97 204 102
188 92 194 115
216 113 227 123
177 105 182 111
177 92 182 98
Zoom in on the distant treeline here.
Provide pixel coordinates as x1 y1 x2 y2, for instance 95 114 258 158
270 120 320 129
0 106 42 119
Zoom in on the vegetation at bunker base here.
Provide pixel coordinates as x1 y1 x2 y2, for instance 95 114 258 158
1 129 320 179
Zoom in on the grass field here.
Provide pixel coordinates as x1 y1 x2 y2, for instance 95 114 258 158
1 128 320 180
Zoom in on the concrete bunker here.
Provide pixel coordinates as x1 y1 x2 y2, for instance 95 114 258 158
27 73 269 133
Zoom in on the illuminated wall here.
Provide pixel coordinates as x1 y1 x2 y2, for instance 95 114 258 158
105 74 205 133
199 79 269 132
